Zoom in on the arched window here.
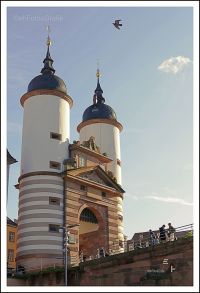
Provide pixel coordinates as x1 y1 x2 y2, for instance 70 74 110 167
80 208 98 224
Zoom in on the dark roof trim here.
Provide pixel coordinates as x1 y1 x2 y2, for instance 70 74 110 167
7 217 17 227
7 150 17 164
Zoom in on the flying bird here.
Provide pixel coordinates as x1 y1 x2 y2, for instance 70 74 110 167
113 19 122 30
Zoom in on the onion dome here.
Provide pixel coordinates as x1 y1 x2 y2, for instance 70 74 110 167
82 69 117 122
27 31 67 94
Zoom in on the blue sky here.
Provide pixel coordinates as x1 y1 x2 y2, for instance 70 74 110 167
5 4 196 239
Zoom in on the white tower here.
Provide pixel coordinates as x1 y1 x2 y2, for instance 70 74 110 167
77 69 124 248
16 33 73 270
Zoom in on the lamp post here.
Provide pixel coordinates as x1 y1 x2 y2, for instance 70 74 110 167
59 223 80 286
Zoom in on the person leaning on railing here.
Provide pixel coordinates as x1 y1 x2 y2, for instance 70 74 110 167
159 225 167 243
167 223 176 241
148 229 156 246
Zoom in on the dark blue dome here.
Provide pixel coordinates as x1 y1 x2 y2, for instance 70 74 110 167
28 73 67 94
27 44 67 94
82 69 117 122
82 103 117 121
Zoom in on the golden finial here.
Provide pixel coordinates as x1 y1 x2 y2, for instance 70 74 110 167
96 59 101 78
46 25 52 46
96 69 101 78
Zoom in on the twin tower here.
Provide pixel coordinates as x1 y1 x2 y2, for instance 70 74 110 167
16 38 124 271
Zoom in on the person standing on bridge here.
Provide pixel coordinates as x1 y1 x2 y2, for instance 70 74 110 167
149 229 156 246
159 225 166 242
167 223 175 241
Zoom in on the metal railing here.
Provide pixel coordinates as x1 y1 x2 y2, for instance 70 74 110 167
68 223 194 265
123 223 193 253
175 223 193 233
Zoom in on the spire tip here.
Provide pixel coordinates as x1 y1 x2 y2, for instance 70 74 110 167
41 25 55 74
96 59 101 79
46 25 52 46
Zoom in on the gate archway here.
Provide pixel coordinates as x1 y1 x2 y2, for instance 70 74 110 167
78 205 106 260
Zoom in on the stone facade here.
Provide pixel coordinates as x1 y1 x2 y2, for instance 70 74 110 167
16 137 125 272
64 156 125 265
8 238 193 286
74 238 193 286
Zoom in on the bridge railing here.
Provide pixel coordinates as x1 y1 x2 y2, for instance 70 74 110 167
69 223 194 264
175 223 193 233
122 223 193 253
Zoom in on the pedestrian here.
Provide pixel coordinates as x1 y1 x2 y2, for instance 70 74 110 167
149 229 156 246
79 250 84 262
167 223 175 241
155 232 160 245
159 225 166 242
99 247 105 257
96 248 100 258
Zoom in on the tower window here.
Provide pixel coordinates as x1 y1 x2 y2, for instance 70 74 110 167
102 191 106 197
80 208 98 224
49 224 60 233
80 185 86 191
118 215 123 221
49 197 60 205
50 132 62 141
79 156 86 167
50 161 61 170
9 232 15 242
92 108 98 112
8 249 14 262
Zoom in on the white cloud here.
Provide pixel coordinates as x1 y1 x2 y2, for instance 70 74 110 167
145 195 193 206
158 56 191 74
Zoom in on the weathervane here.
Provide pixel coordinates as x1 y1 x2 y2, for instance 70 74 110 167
46 25 52 47
96 59 101 79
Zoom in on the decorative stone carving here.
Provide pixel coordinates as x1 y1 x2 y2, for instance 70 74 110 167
80 171 105 185
81 136 100 153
